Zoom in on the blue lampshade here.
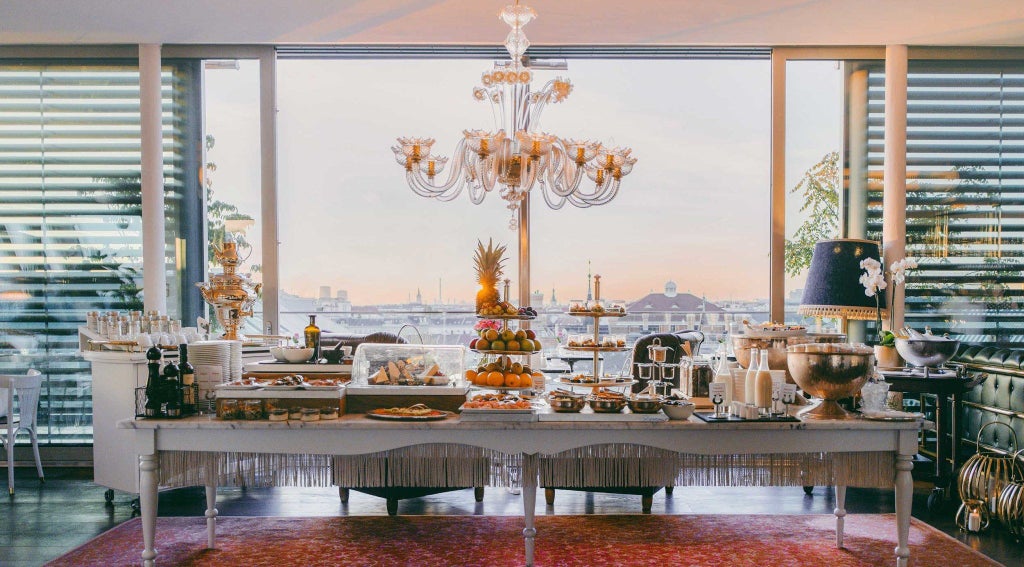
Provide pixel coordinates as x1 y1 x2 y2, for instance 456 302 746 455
798 239 887 321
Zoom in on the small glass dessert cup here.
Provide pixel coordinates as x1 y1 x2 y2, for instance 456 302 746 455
860 378 891 413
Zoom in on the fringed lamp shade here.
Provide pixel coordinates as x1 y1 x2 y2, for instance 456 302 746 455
798 239 887 321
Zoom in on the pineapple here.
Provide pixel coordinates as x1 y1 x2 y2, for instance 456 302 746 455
474 238 506 314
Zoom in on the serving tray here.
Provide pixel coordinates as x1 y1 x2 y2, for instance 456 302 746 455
694 411 799 423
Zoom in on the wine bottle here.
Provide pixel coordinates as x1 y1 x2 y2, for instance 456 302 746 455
144 346 163 417
304 314 321 362
755 349 773 415
162 352 181 418
178 344 196 414
744 348 759 404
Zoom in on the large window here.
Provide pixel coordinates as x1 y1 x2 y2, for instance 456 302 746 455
863 63 1024 345
272 56 771 358
0 61 202 443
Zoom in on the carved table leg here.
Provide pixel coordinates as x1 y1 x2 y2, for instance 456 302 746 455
338 487 349 503
139 453 158 567
895 453 914 567
834 485 847 548
205 459 218 549
544 488 555 506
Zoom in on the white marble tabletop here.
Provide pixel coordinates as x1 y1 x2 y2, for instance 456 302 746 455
118 413 927 432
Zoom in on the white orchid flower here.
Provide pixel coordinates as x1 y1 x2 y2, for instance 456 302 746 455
860 257 882 275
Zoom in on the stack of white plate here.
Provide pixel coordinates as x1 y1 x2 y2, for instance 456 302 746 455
189 340 231 387
228 340 243 381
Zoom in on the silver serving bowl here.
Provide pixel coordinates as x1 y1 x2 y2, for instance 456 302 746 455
895 338 960 369
732 333 847 383
626 397 664 414
588 397 627 413
786 343 874 420
548 396 586 413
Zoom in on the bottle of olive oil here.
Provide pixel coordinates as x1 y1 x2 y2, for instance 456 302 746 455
304 314 321 362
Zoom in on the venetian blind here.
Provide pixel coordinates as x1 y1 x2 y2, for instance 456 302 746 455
865 64 1024 345
0 62 201 443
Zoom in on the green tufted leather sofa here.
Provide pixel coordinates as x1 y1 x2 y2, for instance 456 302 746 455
955 346 1024 458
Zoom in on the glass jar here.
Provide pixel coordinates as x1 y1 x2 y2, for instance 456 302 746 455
684 360 714 399
242 399 263 420
219 399 239 420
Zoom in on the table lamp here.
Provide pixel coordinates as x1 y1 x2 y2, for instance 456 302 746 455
798 239 887 332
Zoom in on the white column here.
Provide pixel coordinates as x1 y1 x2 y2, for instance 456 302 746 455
882 45 908 331
259 50 280 333
846 66 871 344
769 52 786 322
140 44 167 313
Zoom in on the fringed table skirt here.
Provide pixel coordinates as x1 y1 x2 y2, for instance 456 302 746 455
157 443 895 490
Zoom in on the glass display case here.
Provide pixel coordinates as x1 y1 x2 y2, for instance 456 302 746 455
352 343 467 387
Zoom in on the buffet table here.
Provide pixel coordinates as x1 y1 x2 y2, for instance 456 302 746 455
121 415 923 567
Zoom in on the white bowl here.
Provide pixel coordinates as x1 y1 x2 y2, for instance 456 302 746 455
282 347 315 363
269 346 289 362
662 401 695 420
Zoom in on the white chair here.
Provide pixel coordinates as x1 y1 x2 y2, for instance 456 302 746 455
1 369 44 495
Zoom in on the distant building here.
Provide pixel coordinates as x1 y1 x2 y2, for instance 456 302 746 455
531 289 544 306
336 290 349 301
318 285 331 300
624 281 731 335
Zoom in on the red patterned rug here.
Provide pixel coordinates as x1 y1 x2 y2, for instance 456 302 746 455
47 514 1000 567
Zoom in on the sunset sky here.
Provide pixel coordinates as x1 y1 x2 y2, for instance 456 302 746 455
203 57 840 306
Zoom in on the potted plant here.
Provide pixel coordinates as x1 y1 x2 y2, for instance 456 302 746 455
860 256 916 368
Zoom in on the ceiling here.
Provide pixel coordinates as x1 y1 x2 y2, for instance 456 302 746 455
3 0 1024 47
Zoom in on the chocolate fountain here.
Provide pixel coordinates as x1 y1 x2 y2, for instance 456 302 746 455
196 233 261 340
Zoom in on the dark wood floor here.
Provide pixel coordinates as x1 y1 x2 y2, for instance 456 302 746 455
1 467 1018 566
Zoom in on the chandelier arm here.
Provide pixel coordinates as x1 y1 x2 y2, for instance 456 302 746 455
527 79 560 130
573 177 621 207
520 155 540 194
408 138 471 196
513 83 529 133
406 167 463 201
541 184 568 210
545 150 586 198
497 89 509 133
466 184 487 204
468 155 492 193
486 88 504 132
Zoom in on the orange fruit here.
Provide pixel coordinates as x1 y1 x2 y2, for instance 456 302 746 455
487 371 505 387
504 372 519 387
465 369 478 384
520 373 533 387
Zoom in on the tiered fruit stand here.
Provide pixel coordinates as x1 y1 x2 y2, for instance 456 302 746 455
468 280 541 393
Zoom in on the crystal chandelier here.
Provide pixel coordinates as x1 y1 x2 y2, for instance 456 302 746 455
392 1 636 230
